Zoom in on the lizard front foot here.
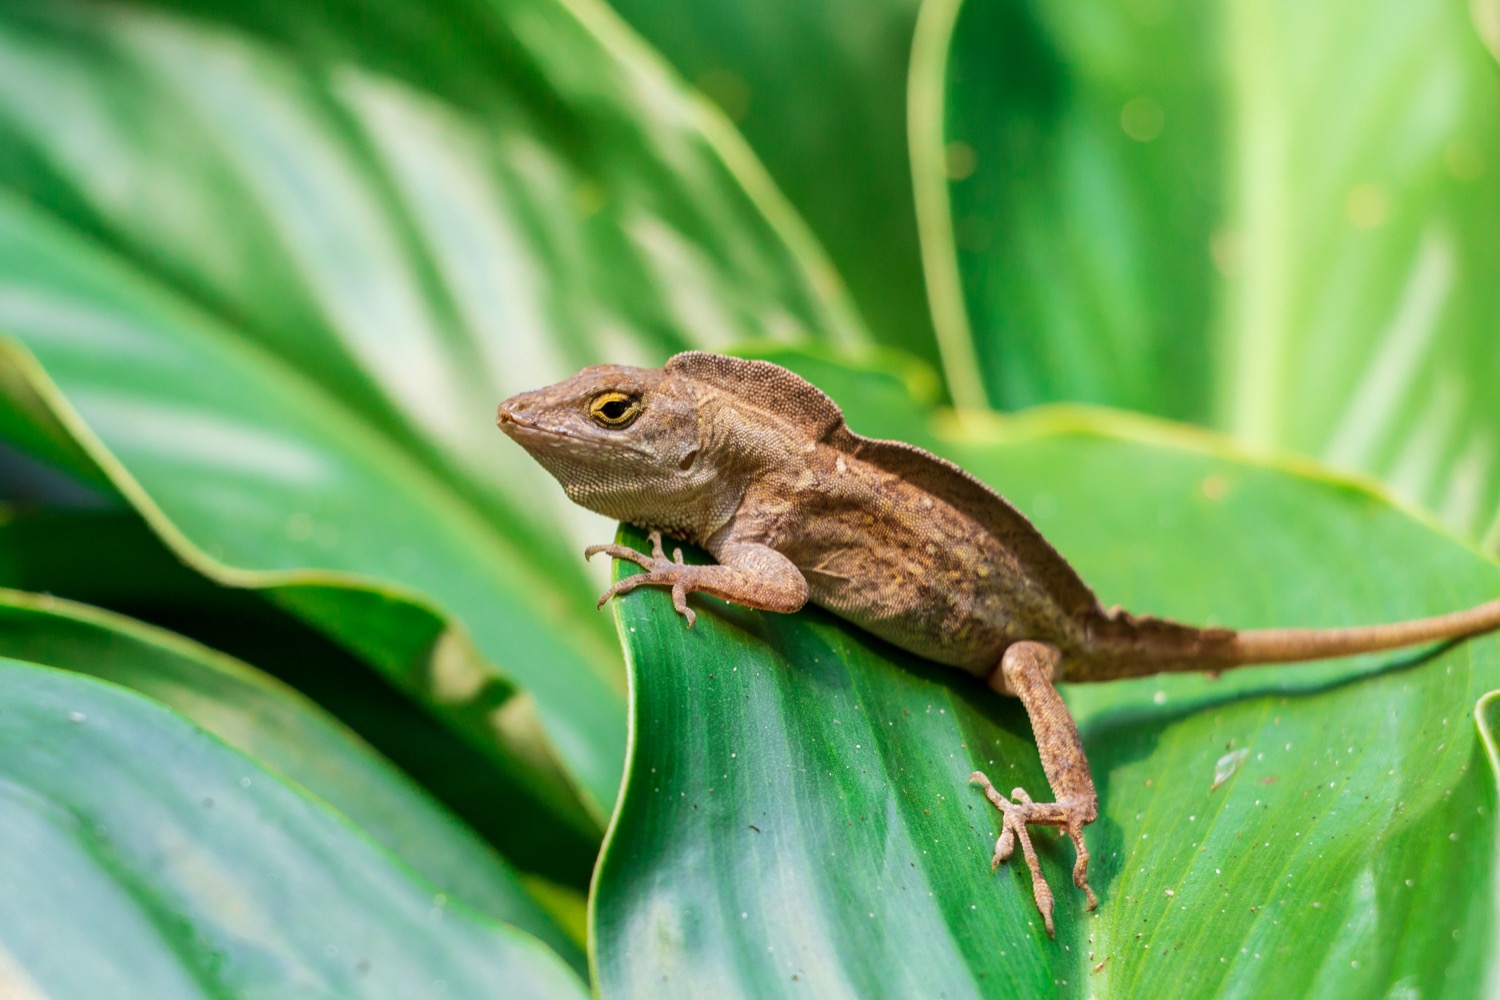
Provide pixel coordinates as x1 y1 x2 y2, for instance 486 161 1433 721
970 770 1097 937
585 530 700 626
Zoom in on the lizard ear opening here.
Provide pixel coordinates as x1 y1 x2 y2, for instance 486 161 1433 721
678 448 699 472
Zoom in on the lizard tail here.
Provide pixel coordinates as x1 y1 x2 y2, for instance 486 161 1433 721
1077 597 1500 681
1224 597 1500 665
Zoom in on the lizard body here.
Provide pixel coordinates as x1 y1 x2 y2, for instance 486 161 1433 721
497 351 1500 935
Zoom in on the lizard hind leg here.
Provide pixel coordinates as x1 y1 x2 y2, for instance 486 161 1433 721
972 640 1100 937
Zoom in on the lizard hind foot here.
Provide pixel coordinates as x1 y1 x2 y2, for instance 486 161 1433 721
970 771 1097 937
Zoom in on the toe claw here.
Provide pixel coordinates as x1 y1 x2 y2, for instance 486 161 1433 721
595 577 641 609
996 824 1016 863
647 530 668 561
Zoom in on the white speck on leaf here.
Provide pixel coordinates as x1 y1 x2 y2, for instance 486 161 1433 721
1212 748 1251 790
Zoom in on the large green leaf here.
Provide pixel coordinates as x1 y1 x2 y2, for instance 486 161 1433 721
0 587 585 972
592 415 1500 997
915 0 1500 547
0 658 589 998
0 0 866 819
608 0 937 370
0 507 602 886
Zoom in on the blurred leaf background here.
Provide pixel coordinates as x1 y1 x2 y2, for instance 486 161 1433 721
0 0 1496 996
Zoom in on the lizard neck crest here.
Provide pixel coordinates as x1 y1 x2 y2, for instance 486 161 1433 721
667 352 845 443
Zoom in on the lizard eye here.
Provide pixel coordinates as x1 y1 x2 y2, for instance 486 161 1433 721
588 391 642 428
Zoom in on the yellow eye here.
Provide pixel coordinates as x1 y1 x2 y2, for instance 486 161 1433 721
588 391 642 428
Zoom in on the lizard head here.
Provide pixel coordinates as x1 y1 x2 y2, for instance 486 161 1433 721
496 364 716 527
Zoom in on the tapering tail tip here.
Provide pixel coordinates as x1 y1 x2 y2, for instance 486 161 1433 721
1226 596 1500 665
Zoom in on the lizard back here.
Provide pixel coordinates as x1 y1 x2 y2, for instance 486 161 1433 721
669 352 1122 672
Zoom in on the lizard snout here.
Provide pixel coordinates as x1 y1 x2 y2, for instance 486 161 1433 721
495 392 552 442
495 400 530 439
496 392 531 429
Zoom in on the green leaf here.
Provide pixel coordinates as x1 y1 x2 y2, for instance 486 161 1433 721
608 0 938 369
0 658 589 998
0 587 586 972
0 507 604 888
0 0 867 818
916 0 1500 547
592 414 1500 997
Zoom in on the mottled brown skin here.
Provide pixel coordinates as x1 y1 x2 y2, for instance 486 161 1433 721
497 351 1500 936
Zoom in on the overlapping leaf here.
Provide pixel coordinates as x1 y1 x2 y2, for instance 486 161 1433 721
0 0 867 819
0 508 604 887
0 587 585 971
0 658 589 998
593 414 1500 998
917 0 1500 546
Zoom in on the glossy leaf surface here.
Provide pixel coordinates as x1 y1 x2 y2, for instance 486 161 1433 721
918 0 1500 546
593 414 1500 998
0 0 865 818
0 659 589 999
0 587 585 971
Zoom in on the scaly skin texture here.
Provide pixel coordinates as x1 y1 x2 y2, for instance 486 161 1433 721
497 351 1500 936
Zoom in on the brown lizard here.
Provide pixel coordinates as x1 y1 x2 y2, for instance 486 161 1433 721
495 351 1500 936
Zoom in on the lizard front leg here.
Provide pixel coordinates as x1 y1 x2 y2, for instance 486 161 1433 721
972 640 1099 937
586 531 808 627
